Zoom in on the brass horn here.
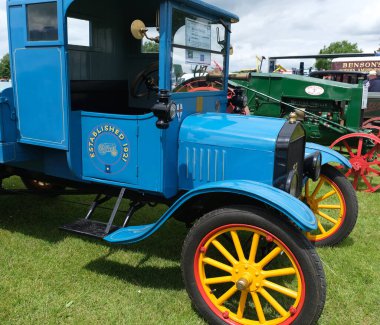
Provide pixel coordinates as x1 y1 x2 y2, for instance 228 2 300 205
131 20 147 40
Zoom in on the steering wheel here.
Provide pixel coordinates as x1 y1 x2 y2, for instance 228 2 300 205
131 62 159 98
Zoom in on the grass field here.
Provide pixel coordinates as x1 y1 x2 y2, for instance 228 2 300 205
0 177 379 324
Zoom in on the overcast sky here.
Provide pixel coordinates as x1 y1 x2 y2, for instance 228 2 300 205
0 0 379 71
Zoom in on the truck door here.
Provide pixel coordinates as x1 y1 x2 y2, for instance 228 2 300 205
9 1 68 150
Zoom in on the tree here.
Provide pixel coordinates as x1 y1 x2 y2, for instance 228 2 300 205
0 54 10 79
315 41 362 70
142 41 159 53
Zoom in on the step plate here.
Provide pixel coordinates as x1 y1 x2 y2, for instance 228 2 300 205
60 219 119 239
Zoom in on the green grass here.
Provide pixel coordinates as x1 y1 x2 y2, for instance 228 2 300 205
0 177 379 324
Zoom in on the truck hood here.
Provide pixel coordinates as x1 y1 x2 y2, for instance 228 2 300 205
179 113 286 152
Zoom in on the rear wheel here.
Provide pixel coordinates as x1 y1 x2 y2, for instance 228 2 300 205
21 177 64 194
303 164 358 247
181 206 326 325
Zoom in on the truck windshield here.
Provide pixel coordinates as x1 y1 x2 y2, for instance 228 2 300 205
171 9 227 93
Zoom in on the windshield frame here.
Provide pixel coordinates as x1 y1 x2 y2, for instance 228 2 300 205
167 2 230 98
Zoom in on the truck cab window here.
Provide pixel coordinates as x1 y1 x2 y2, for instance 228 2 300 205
67 18 91 47
27 2 58 41
171 9 226 92
141 27 159 53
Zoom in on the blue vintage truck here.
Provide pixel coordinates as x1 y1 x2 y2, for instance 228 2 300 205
0 0 358 323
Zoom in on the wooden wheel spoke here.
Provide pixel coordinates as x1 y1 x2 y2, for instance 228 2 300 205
216 285 238 305
202 257 233 274
259 288 288 317
258 247 282 268
368 160 380 168
368 167 380 175
230 231 246 262
312 179 325 198
236 291 248 319
316 189 336 202
363 146 377 159
317 211 338 224
211 239 238 265
353 173 359 190
305 180 310 198
343 140 355 158
356 138 364 157
263 267 296 278
262 280 298 299
317 220 327 234
345 168 353 178
204 276 233 285
318 204 341 210
361 174 374 191
248 233 260 263
251 292 266 324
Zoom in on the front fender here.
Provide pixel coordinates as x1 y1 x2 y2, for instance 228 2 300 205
104 180 317 245
305 142 351 168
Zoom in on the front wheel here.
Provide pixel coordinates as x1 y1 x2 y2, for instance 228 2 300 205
181 206 326 325
303 164 358 247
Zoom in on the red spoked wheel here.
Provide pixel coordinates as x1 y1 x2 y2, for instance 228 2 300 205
182 206 326 325
362 116 380 127
330 133 380 192
362 117 380 138
362 124 380 138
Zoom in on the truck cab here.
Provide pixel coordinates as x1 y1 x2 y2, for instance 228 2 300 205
4 0 233 196
3 0 310 200
1 1 327 324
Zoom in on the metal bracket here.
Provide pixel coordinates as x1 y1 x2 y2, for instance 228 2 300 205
85 194 112 220
0 97 16 121
122 201 145 228
105 188 126 234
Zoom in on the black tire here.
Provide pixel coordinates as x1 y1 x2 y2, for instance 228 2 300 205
305 164 358 247
181 206 326 325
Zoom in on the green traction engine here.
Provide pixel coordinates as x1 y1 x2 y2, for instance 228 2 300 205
231 72 380 192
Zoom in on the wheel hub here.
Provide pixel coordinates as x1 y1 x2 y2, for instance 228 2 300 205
232 263 263 292
350 157 368 172
236 277 251 291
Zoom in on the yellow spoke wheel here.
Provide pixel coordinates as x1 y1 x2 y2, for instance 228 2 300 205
197 226 303 324
303 165 358 247
181 207 326 324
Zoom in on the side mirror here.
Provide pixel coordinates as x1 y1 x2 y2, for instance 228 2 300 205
131 19 159 43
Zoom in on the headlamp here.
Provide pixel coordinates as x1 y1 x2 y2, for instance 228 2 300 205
151 90 176 129
285 170 299 197
304 151 322 182
230 87 248 113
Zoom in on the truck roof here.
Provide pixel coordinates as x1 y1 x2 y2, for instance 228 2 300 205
62 0 239 22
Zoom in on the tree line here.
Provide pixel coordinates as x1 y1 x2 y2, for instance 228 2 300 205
0 54 10 79
0 41 371 78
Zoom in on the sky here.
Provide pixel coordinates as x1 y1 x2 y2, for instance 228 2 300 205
0 0 379 71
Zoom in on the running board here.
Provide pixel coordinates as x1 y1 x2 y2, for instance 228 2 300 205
104 223 156 244
60 188 126 238
60 219 119 238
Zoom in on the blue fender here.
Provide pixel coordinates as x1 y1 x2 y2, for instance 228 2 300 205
104 180 317 245
305 142 351 168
